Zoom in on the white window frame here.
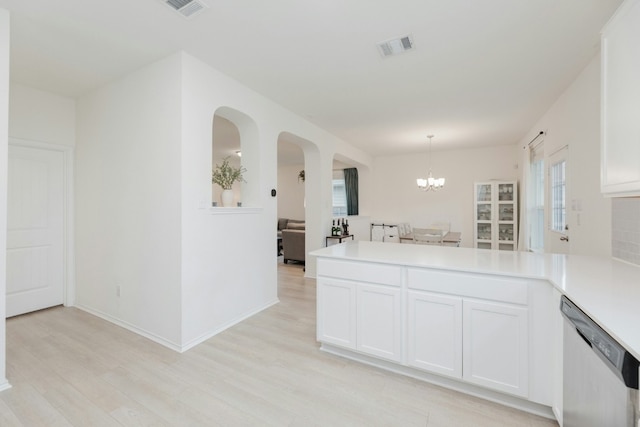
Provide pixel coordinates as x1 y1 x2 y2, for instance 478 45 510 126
332 170 348 217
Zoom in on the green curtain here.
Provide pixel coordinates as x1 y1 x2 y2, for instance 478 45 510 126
344 167 359 215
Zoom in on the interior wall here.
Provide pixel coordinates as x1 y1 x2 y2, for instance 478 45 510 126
9 83 75 145
0 8 10 390
75 53 183 348
371 144 519 248
519 54 610 257
179 51 373 345
277 163 305 221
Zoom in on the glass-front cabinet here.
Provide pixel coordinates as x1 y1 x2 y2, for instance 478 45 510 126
474 181 518 250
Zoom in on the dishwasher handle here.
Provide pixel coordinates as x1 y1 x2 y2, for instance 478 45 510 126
575 327 592 347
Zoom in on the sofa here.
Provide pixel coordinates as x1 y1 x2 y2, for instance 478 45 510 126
278 218 305 264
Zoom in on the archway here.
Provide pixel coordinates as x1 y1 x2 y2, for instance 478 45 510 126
277 132 321 277
212 107 260 207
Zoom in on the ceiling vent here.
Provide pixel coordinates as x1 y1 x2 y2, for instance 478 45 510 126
376 35 414 58
162 0 208 19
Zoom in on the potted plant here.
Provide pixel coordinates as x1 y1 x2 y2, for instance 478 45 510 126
298 169 305 182
212 157 246 207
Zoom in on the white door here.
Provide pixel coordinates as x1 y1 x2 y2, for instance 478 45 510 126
6 144 64 317
546 146 569 254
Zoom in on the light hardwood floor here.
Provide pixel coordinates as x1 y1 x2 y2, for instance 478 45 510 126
1 260 558 426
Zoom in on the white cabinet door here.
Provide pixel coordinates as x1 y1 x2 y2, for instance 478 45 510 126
463 299 529 398
317 278 356 349
407 291 462 378
601 0 640 196
357 283 402 362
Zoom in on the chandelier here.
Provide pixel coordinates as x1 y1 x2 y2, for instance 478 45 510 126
416 135 445 191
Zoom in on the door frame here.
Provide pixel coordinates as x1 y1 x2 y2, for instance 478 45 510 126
8 137 75 308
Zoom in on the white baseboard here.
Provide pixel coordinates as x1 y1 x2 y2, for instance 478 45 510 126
320 344 555 421
75 304 183 352
180 298 280 352
0 378 12 392
75 298 281 353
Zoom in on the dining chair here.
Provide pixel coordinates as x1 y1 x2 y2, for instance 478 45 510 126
412 228 444 245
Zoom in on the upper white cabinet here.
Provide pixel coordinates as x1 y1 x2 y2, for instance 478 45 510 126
601 0 640 196
474 181 518 250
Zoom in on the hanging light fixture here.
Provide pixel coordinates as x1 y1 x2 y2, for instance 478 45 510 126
416 135 445 191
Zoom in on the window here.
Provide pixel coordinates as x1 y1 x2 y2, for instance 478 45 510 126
550 159 566 233
332 170 348 216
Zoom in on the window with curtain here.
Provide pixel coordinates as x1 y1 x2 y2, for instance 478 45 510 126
550 159 566 233
528 143 545 252
529 159 545 251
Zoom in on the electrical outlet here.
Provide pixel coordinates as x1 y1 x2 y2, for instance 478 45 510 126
116 285 121 297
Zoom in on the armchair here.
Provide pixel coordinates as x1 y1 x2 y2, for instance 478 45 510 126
282 229 306 264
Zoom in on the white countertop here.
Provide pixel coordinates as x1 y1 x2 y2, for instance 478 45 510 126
310 241 640 360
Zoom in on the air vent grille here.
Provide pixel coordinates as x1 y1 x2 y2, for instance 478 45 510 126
162 0 208 18
377 35 414 58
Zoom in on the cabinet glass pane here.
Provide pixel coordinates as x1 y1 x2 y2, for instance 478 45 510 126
477 223 492 240
477 242 492 249
499 243 515 251
498 204 514 221
477 203 492 221
477 184 492 202
498 224 514 241
498 184 514 201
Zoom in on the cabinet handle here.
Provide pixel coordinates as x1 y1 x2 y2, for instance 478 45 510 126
560 236 569 242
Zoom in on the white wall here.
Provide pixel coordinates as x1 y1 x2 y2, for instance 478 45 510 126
179 51 373 346
277 163 305 220
75 53 183 348
9 83 75 146
0 8 10 390
371 145 519 248
519 54 611 257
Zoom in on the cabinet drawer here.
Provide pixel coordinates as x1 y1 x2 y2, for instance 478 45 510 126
318 258 402 286
407 268 528 305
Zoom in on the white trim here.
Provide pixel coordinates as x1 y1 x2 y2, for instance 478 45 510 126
0 379 11 392
8 138 76 309
320 343 555 420
180 298 280 352
77 298 280 353
75 304 183 352
209 206 262 215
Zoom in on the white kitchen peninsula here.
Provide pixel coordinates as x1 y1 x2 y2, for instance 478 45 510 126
310 241 640 422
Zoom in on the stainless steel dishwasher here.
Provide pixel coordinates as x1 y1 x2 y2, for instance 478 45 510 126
561 296 639 426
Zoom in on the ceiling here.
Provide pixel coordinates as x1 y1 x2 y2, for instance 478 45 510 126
0 0 623 156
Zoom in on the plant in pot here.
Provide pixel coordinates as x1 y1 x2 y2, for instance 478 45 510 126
212 157 246 207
